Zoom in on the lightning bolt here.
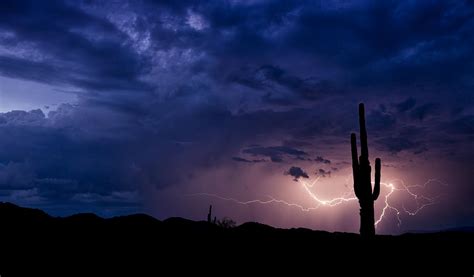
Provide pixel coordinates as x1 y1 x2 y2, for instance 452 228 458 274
375 182 398 226
189 178 447 228
299 177 357 206
190 193 320 212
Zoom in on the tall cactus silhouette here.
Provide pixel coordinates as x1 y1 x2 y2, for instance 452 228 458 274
351 103 381 237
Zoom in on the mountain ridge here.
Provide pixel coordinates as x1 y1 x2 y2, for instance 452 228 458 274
2 201 473 235
0 201 473 275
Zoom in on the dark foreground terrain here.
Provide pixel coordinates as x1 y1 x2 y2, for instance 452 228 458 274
0 202 473 275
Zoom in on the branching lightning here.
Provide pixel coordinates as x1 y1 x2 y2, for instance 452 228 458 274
189 177 447 228
190 193 320 212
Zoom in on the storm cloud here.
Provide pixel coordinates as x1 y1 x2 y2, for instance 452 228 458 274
242 146 308 163
0 0 472 231
285 166 309 181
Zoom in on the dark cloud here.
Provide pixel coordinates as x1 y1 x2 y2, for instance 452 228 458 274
376 137 423 154
285 166 309 181
444 115 474 135
296 156 312 161
409 103 439 121
367 107 397 131
316 169 331 178
282 139 312 148
0 161 35 189
270 156 284 163
314 156 331 164
0 0 149 92
232 157 265 163
396 97 417 112
0 109 45 126
0 101 313 212
242 146 308 163
1 0 473 94
230 65 338 104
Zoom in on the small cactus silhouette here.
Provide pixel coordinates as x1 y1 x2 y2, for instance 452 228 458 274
207 205 213 223
351 103 381 237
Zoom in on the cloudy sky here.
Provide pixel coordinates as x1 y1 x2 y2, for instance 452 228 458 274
0 0 472 234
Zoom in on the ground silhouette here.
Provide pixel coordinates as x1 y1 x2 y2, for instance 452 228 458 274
0 202 472 275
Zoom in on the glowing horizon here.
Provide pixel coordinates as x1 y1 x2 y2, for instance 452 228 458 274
188 174 446 233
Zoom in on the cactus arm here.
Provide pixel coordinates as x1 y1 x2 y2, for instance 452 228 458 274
372 158 381 200
351 133 361 198
359 103 369 159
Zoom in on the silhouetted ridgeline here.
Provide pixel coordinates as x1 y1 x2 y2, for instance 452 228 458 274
0 202 473 275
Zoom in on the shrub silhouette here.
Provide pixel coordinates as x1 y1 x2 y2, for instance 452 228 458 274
217 217 236 229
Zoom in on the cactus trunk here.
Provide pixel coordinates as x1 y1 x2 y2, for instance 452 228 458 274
207 205 212 223
359 199 375 236
351 103 381 237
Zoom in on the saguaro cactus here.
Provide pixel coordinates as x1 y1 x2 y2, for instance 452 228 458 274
351 103 381 237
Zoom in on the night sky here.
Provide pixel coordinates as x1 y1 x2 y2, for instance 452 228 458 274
0 0 473 234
